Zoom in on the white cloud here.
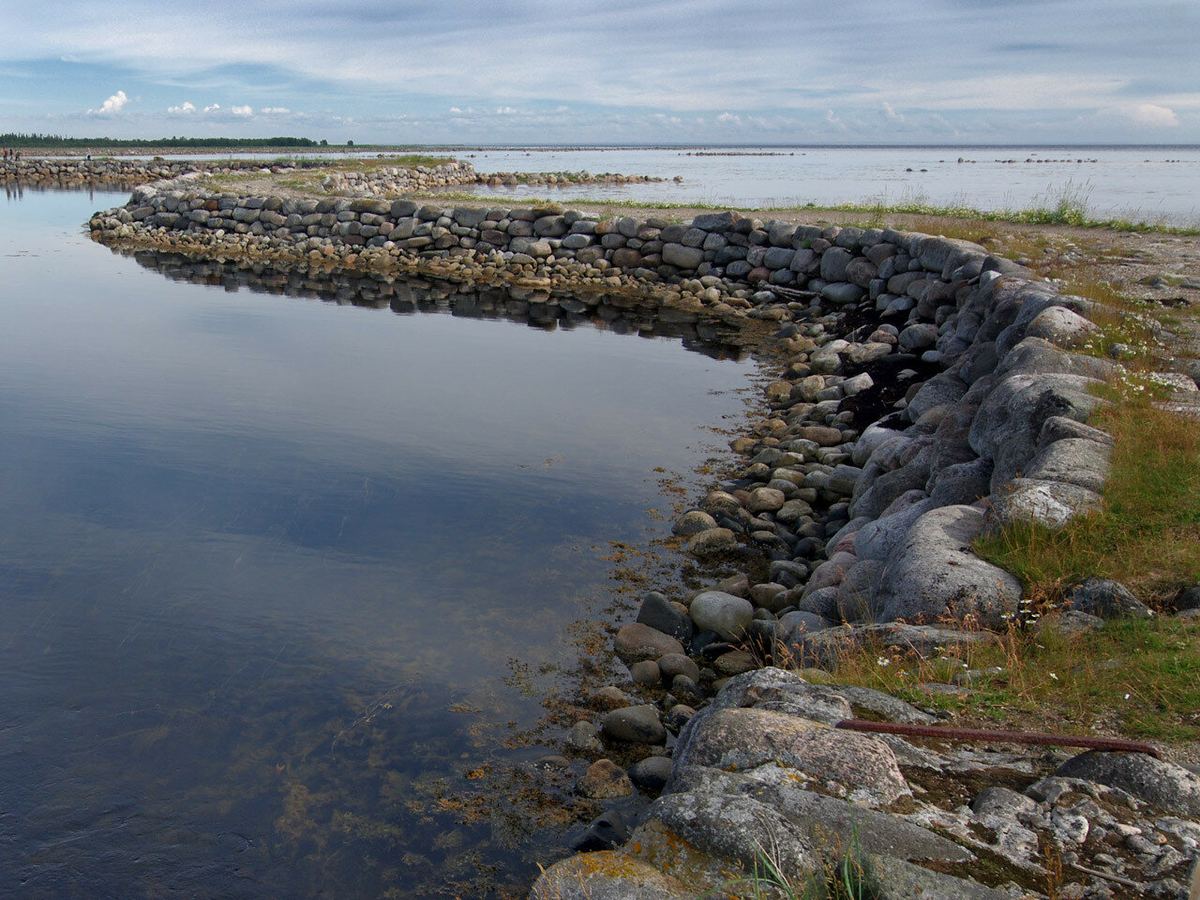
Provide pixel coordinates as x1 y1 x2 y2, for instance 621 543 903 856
495 106 516 115
449 106 462 113
203 103 220 112
260 106 289 114
87 90 128 115
717 112 741 125
1130 103 1179 127
230 104 253 116
167 100 195 113
881 101 904 122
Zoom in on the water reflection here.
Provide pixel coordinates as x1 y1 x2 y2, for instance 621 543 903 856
117 245 755 361
1 194 756 900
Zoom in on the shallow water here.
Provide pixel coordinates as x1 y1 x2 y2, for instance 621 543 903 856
0 190 755 898
445 145 1200 225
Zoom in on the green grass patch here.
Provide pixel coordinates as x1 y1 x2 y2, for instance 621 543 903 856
817 616 1200 743
975 399 1200 606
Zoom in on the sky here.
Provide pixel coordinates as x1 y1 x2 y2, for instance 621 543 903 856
1 0 1197 146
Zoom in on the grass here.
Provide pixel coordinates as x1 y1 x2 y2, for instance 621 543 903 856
705 837 880 900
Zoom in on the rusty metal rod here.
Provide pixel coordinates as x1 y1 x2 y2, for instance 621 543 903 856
835 718 1161 759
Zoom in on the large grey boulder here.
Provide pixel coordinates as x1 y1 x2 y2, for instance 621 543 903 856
983 478 1102 532
671 707 910 804
669 765 969 863
1054 751 1200 818
1025 305 1101 348
640 790 820 874
874 505 1022 627
688 590 753 640
1022 437 1111 492
967 372 1107 490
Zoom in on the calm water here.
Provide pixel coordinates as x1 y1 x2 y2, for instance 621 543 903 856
0 189 754 898
443 145 1200 225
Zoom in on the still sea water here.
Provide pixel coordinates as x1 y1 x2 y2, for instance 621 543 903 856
0 188 755 898
444 145 1200 225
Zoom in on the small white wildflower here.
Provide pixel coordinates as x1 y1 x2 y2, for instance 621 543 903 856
877 656 890 667
1124 693 1131 700
1049 672 1059 680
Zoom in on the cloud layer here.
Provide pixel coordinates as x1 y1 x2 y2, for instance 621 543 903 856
4 0 1198 143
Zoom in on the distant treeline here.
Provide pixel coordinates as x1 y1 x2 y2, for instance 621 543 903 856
0 134 324 148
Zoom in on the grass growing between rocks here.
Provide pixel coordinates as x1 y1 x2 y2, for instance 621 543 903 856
975 398 1200 604
820 615 1200 744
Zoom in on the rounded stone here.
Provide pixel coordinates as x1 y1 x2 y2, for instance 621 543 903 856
686 527 738 557
628 756 674 793
688 591 754 641
656 652 701 684
614 623 685 664
576 759 635 799
672 509 719 536
602 705 667 745
629 659 661 685
746 487 786 514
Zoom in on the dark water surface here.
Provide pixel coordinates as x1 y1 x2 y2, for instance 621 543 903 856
0 190 755 898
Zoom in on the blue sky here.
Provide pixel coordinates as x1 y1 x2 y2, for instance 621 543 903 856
1 0 1197 145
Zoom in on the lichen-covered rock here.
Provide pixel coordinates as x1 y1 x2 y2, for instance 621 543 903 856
983 478 1103 532
1054 751 1200 818
529 851 692 900
672 707 910 804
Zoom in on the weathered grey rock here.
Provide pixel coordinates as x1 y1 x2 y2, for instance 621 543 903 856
688 591 753 640
983 478 1103 531
927 458 993 507
854 494 935 562
1022 437 1111 492
643 789 820 874
898 323 939 353
849 464 930 520
1055 751 1200 818
602 705 667 745
672 707 909 803
874 505 1022 627
867 855 1012 900
656 652 700 685
905 371 969 422
1067 577 1154 619
661 242 704 269
614 622 685 663
968 372 1106 489
820 246 854 282
821 281 867 305
628 755 674 793
693 667 852 727
700 490 742 518
669 764 968 863
1025 305 1101 347
1034 609 1104 639
793 623 986 667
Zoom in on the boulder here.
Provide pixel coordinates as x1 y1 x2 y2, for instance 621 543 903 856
672 707 910 804
983 478 1102 532
576 759 635 798
874 505 1022 627
614 623 685 663
689 591 753 640
1067 577 1154 619
1055 751 1200 818
602 705 667 745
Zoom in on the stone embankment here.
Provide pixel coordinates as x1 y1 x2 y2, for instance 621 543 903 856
86 178 1200 899
1 156 663 195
